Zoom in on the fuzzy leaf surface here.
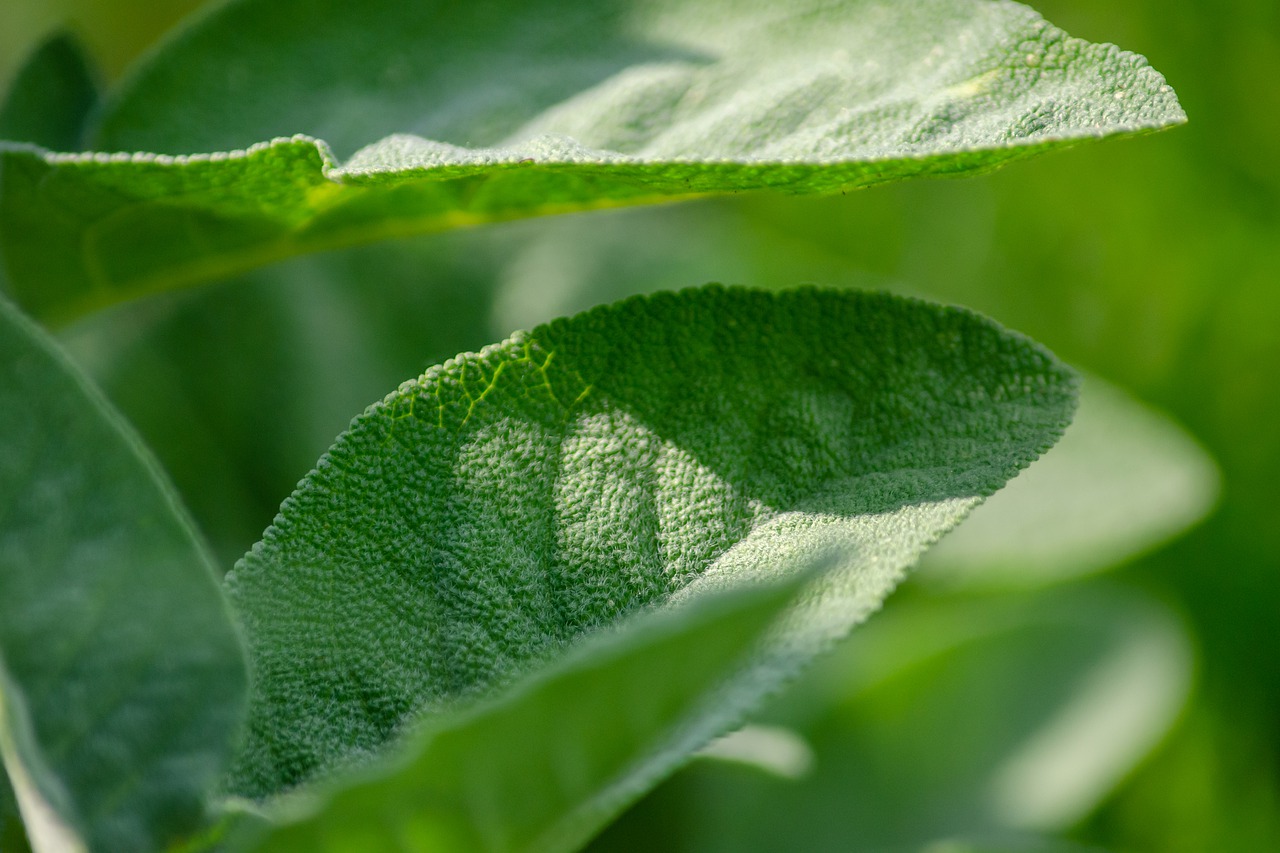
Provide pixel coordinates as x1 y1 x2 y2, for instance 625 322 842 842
0 0 1183 323
0 297 247 852
239 566 814 853
224 286 1077 813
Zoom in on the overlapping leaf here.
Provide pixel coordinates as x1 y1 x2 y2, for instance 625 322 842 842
921 377 1220 585
0 0 1183 323
588 586 1191 851
223 285 1077 831
238 564 818 853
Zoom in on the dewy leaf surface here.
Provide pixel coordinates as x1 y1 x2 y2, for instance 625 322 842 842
224 286 1078 803
0 296 248 852
0 0 1183 323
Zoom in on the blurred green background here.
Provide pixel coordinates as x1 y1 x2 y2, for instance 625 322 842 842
3 0 1277 850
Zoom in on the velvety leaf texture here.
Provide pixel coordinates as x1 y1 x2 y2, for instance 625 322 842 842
0 297 248 852
224 286 1078 803
921 377 1220 586
241 567 817 853
0 0 1183 323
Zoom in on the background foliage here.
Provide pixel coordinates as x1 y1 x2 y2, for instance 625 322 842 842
1 0 1277 850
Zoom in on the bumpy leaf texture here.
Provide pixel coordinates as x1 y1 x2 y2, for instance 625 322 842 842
224 286 1078 804
0 0 1183 323
240 561 818 853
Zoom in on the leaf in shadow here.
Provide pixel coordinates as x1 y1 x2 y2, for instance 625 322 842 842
919 375 1220 586
0 32 99 151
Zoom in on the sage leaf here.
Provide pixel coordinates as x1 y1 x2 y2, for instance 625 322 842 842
0 0 1183 323
0 297 248 852
239 566 817 853
224 286 1078 807
920 376 1220 586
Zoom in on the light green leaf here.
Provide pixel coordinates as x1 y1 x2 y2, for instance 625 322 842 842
0 296 248 852
589 586 1190 852
1 0 1183 323
919 376 1220 586
224 286 1077 810
239 563 818 853
0 32 99 152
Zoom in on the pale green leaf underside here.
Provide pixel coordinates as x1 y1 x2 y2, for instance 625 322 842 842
0 297 247 852
224 286 1077 807
0 0 1183 323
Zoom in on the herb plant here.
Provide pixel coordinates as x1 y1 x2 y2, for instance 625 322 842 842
0 1 1190 851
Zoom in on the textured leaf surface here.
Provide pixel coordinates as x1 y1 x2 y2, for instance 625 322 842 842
921 376 1219 585
224 286 1077 804
241 567 815 853
483 207 1221 588
0 296 247 852
0 0 1183 323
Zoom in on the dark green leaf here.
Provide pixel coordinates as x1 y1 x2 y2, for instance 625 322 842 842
0 32 99 151
920 376 1220 586
224 286 1077 809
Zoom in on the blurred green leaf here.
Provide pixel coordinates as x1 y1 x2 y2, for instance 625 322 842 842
920 376 1220 586
0 31 99 151
224 286 1076 807
239 563 815 853
591 585 1190 852
0 296 247 852
1 0 1182 323
57 227 522 569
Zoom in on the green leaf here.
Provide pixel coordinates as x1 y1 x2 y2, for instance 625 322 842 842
0 296 248 852
57 228 518 570
0 32 99 152
919 376 1220 586
0 0 1183 323
224 286 1077 808
239 562 819 853
484 207 1222 587
589 585 1190 852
